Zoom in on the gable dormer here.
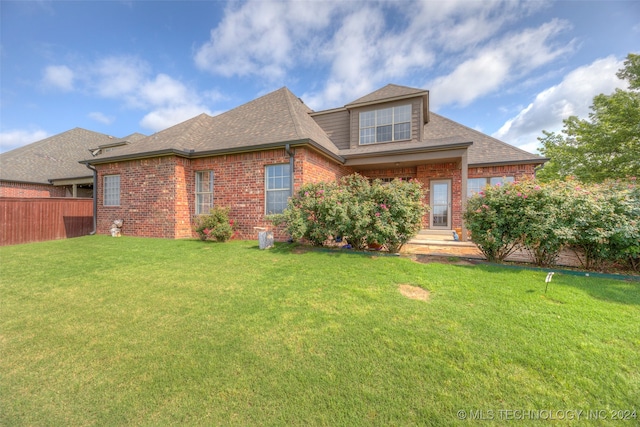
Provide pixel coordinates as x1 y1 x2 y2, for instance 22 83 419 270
311 84 429 150
345 84 429 149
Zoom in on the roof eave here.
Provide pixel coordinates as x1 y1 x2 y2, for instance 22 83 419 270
81 140 346 166
309 107 348 117
342 141 473 160
346 91 428 107
0 178 52 186
470 158 549 168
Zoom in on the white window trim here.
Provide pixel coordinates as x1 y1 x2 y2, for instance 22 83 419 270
359 104 411 145
103 175 120 206
195 171 214 215
265 164 291 215
467 176 515 197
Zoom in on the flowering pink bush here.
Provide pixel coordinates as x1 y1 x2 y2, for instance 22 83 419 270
193 207 234 242
270 174 426 252
464 176 639 270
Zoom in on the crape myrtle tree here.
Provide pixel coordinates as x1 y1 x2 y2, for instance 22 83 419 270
537 53 640 183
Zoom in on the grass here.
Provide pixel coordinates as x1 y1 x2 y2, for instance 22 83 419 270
1 236 639 426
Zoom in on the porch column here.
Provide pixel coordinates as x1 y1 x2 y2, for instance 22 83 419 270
72 184 78 198
461 150 468 242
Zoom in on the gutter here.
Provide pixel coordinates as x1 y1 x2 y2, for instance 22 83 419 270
285 144 294 197
341 141 473 160
470 158 549 168
84 163 98 235
80 139 345 166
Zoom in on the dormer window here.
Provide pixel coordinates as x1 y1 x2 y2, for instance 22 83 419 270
359 104 411 144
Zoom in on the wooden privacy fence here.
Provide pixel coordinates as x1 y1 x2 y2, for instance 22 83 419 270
0 197 93 246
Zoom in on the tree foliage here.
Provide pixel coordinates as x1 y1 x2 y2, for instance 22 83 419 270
537 53 640 183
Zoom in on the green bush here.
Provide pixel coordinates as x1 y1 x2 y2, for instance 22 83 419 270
564 179 639 271
275 174 426 252
609 179 640 271
463 180 530 262
463 177 639 270
193 207 234 242
519 180 574 266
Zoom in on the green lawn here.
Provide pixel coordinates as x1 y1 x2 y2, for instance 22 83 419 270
1 236 638 426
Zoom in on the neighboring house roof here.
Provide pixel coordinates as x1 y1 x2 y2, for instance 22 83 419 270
86 88 340 164
0 128 127 184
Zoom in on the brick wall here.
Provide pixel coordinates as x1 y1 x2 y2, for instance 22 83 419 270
468 164 537 180
96 156 180 238
93 148 538 241
417 162 462 229
298 148 352 185
359 167 417 181
0 181 68 198
188 149 295 240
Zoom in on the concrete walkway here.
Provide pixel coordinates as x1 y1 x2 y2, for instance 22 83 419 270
403 230 484 257
403 229 584 268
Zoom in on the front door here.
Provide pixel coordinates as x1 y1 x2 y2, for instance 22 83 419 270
430 180 451 229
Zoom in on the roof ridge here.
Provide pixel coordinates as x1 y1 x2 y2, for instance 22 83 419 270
144 113 212 150
430 112 544 158
281 87 305 139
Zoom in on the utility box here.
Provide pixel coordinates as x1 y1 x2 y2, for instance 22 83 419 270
254 227 274 249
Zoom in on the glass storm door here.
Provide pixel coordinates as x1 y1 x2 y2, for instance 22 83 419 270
430 180 451 229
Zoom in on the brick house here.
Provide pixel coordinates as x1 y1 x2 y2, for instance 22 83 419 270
0 128 145 198
81 84 546 241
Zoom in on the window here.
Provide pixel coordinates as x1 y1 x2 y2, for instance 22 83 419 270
467 176 515 197
265 164 291 214
103 175 120 206
359 105 411 144
195 171 214 214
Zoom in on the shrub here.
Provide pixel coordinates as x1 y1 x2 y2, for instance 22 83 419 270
274 181 340 246
463 176 639 270
609 179 640 271
463 180 530 262
565 179 639 271
368 178 426 253
193 207 234 242
519 180 574 266
276 174 426 252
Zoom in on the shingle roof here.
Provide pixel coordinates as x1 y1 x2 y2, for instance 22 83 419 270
346 84 428 106
425 113 545 165
0 128 121 184
87 87 340 163
81 85 543 168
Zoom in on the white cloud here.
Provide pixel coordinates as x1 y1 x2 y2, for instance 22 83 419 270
42 65 75 91
0 129 49 153
194 0 342 80
41 56 213 132
91 56 149 100
287 0 558 110
139 74 191 106
140 105 211 132
88 112 114 125
428 19 574 109
493 55 625 153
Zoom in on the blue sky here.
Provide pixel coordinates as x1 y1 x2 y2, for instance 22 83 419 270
1 0 638 154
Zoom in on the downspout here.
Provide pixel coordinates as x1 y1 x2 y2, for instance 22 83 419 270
285 144 294 198
85 163 98 235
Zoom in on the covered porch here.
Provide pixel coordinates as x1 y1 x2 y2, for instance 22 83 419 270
342 142 472 241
